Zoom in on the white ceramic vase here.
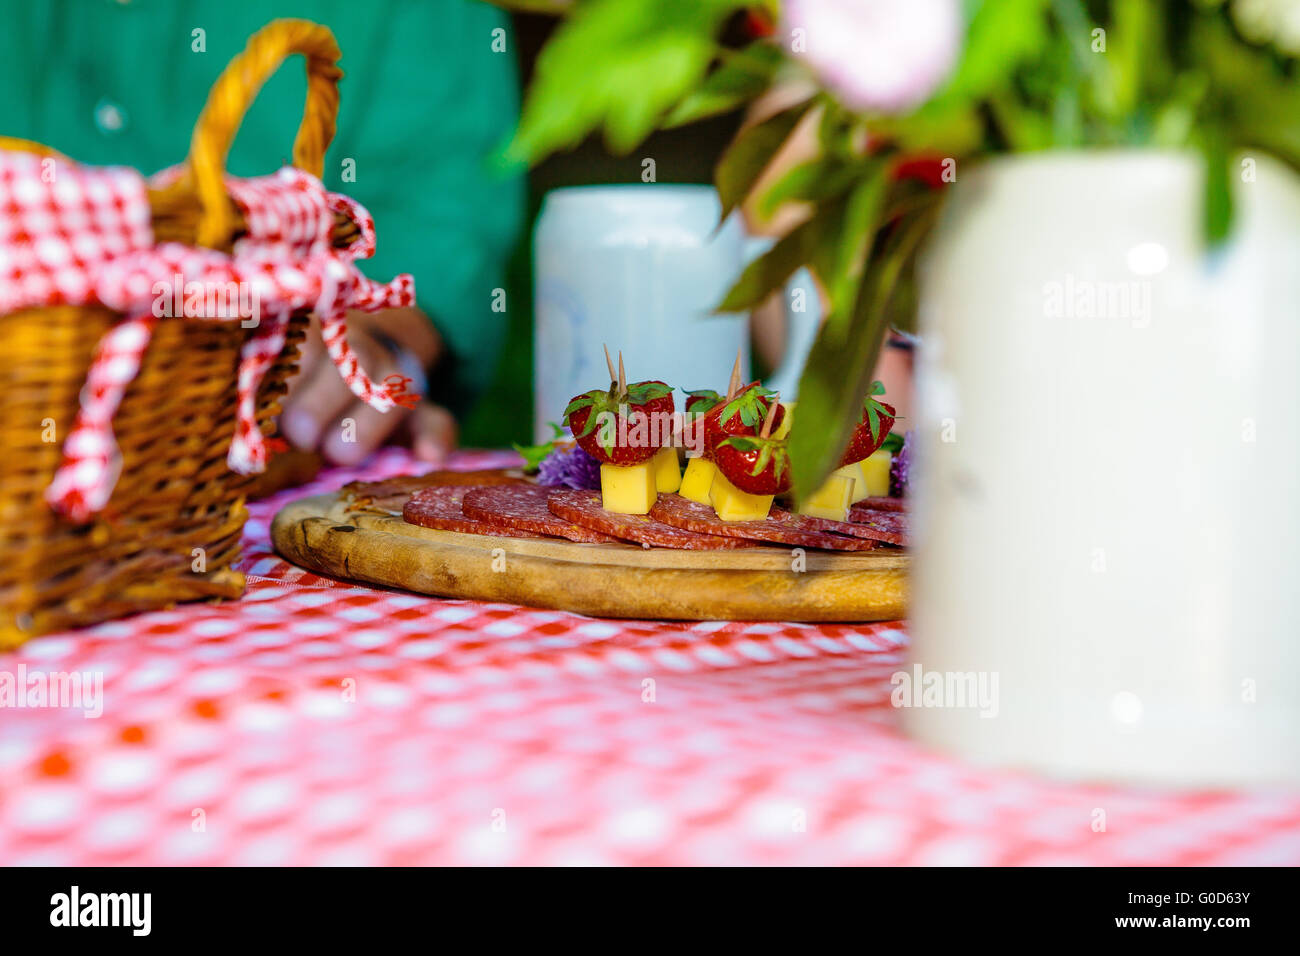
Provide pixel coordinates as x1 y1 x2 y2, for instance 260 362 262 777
907 151 1300 786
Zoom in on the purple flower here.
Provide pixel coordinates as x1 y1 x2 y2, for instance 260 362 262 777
890 430 913 497
537 444 602 490
782 0 961 114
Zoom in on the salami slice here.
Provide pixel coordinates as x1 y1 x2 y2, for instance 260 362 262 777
794 505 909 546
350 469 527 515
461 485 619 544
402 486 545 538
648 494 879 551
548 490 758 550
856 496 907 514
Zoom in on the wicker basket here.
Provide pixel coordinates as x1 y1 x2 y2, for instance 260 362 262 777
0 20 347 648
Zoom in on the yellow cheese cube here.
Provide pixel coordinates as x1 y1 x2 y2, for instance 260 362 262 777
773 401 795 440
710 471 773 522
678 457 718 506
833 462 870 504
600 461 657 515
797 473 854 522
651 446 682 493
859 448 892 498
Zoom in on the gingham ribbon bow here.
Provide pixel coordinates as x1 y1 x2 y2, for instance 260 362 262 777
0 153 416 521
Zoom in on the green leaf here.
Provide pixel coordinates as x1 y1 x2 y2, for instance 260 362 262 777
871 104 984 156
1109 0 1159 120
624 380 674 404
683 388 725 415
827 164 889 316
505 0 738 166
1200 127 1233 246
789 202 941 502
718 386 777 429
987 89 1054 151
715 215 819 312
718 436 761 453
602 34 717 153
562 394 598 418
926 0 1051 109
662 42 784 129
512 421 567 473
882 432 906 455
1189 14 1300 172
754 156 864 219
715 97 814 221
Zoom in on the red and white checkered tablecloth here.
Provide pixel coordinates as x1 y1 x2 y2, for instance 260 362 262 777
2 447 1298 866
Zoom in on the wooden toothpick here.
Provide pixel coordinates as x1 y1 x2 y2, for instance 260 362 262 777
726 346 743 400
760 392 780 438
617 351 626 398
603 344 617 385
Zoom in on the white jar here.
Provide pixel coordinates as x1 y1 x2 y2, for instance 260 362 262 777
907 151 1300 786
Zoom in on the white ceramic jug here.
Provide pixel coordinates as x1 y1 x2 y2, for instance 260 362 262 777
908 151 1300 786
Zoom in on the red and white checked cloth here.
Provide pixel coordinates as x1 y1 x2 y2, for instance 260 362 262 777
1 447 1298 866
0 151 415 521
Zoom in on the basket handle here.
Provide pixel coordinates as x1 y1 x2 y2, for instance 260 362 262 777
185 18 343 248
0 137 68 159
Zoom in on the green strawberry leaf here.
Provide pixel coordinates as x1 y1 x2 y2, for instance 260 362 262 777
882 431 906 455
718 385 777 428
866 402 881 442
718 435 761 453
683 388 724 415
563 393 600 418
625 380 673 404
577 411 603 440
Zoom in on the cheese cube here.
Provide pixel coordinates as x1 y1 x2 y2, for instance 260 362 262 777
651 446 682 493
600 461 657 515
859 448 892 498
833 462 869 503
797 473 854 522
678 457 718 506
773 401 795 440
710 471 773 522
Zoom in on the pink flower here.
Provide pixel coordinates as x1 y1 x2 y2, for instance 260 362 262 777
782 0 962 113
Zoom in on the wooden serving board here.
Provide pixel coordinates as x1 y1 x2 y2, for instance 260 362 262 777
271 490 907 622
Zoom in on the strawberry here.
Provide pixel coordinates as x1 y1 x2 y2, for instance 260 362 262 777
703 382 785 456
839 380 897 465
715 434 792 495
564 379 675 466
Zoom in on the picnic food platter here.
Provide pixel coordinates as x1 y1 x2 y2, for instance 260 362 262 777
270 476 908 622
272 350 913 622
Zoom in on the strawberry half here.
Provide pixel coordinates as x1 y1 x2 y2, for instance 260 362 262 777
564 380 675 466
703 382 785 457
839 380 897 465
715 435 792 496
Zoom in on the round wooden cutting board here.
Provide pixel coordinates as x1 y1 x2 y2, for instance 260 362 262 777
271 491 907 622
